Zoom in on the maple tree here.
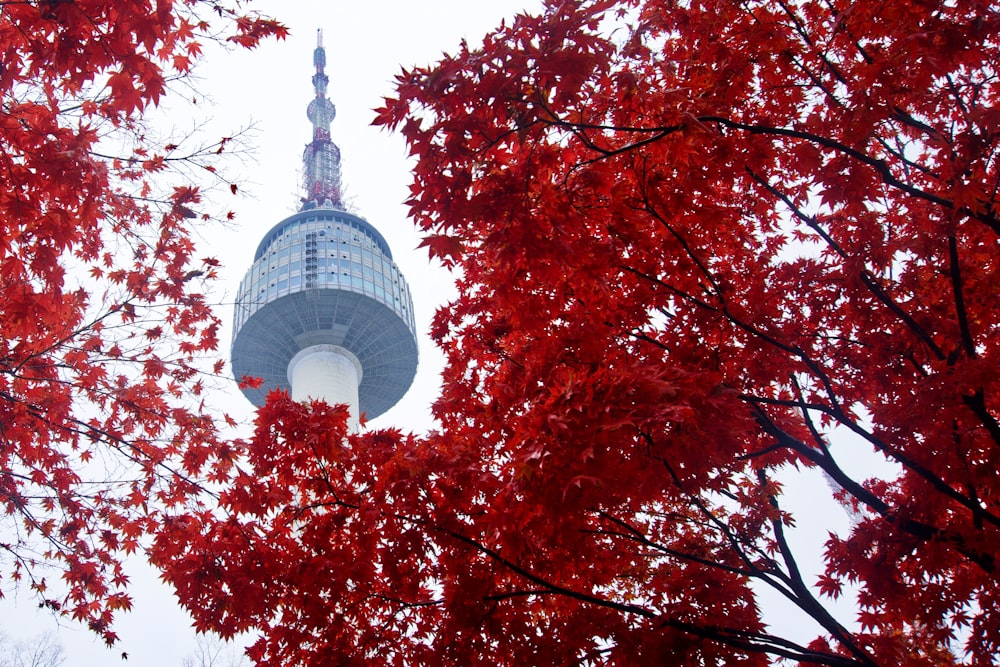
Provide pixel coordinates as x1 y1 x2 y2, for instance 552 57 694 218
0 0 284 645
154 0 998 665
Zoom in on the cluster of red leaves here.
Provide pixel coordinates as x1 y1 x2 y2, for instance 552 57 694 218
156 0 997 665
0 0 284 645
152 397 433 664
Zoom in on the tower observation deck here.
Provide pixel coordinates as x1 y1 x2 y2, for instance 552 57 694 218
231 30 418 428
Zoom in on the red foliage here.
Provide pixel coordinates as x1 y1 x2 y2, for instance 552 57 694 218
157 0 997 664
0 0 285 645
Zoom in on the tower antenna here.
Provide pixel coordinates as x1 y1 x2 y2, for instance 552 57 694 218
302 27 342 209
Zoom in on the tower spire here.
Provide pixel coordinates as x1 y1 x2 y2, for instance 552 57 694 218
302 28 342 210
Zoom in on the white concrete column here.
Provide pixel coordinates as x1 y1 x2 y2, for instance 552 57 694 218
287 344 363 433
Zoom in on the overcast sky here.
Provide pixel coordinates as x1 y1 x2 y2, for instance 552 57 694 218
2 1 540 664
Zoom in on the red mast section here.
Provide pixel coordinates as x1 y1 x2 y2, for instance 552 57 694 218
302 29 342 210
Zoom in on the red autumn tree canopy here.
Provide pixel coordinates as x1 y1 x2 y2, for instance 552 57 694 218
155 0 998 664
0 0 284 645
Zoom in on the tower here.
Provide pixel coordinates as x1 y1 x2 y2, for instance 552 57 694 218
231 30 418 431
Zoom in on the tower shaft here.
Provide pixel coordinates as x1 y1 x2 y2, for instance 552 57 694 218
289 345 362 431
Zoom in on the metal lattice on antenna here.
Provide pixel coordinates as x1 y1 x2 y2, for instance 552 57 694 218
303 28 342 210
231 30 418 430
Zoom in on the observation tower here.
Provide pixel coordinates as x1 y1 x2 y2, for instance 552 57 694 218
231 30 418 431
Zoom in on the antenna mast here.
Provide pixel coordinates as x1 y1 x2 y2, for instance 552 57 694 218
302 28 342 209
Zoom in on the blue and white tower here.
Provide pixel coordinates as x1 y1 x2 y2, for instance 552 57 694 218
231 30 418 430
